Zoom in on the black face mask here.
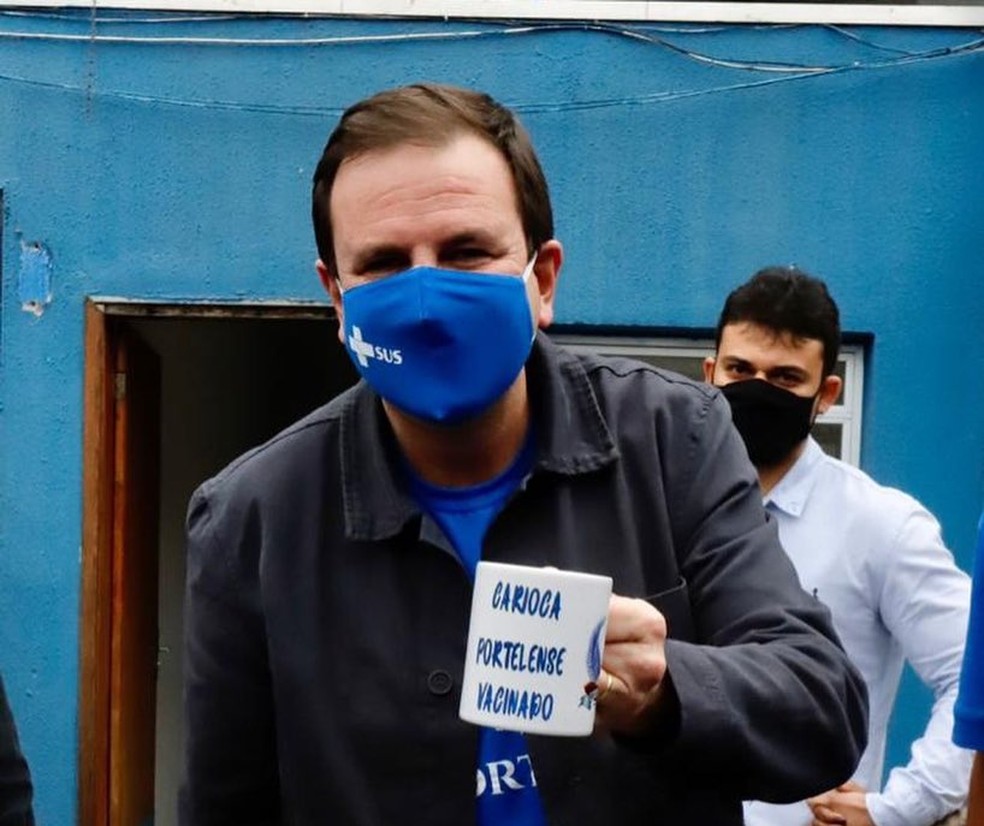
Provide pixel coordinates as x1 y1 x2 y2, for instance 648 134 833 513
718 379 817 468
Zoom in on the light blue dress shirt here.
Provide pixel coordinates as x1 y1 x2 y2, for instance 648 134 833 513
744 438 972 826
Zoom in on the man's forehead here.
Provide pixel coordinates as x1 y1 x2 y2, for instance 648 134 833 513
334 135 513 203
330 134 521 258
719 322 825 361
335 136 449 174
334 132 506 179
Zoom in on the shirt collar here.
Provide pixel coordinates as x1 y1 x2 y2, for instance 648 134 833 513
763 436 825 518
339 333 619 541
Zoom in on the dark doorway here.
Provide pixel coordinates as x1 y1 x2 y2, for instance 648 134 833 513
81 302 357 826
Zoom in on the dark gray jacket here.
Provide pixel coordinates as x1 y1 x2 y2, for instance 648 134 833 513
181 334 867 825
0 675 34 826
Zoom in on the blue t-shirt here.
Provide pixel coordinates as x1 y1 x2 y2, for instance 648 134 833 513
954 511 984 749
406 434 548 826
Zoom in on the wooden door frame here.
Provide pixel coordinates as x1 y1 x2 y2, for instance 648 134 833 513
79 298 335 826
80 301 116 826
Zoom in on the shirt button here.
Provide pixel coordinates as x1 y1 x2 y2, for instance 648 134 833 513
427 669 454 696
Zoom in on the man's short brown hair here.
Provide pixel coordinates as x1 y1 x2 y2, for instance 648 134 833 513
311 83 554 276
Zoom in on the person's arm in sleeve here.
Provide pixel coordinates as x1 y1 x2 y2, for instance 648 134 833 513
650 390 868 802
0 674 34 826
968 753 984 826
956 513 984 826
865 509 973 826
179 483 281 826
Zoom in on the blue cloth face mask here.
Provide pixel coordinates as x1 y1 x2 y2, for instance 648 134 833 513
339 257 539 425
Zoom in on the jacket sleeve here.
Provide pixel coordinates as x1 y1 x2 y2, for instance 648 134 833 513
0 674 34 826
659 390 868 802
179 483 281 826
955 513 984 750
866 508 972 826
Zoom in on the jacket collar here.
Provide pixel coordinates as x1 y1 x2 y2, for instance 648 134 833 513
339 333 619 541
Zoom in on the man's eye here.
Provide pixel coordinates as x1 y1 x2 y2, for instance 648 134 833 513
447 248 490 264
360 256 403 276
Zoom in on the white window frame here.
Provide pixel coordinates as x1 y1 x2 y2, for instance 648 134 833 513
0 1 981 28
552 333 865 466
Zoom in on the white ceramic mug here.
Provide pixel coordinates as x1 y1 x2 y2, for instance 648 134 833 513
459 561 613 736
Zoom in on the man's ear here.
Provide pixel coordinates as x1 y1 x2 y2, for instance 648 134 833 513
530 240 563 329
316 259 346 345
702 356 718 384
817 373 843 415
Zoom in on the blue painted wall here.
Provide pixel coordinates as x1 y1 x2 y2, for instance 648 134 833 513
1 11 982 822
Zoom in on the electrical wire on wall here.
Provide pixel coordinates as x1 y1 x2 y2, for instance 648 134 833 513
0 14 981 114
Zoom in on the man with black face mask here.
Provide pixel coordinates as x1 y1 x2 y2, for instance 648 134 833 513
705 267 972 826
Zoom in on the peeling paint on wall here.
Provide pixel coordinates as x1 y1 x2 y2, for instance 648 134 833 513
18 241 52 317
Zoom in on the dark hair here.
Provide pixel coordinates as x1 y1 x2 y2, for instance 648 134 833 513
311 83 554 276
715 266 841 377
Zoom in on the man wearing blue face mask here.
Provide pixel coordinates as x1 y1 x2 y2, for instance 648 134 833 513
180 85 868 826
705 268 972 826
